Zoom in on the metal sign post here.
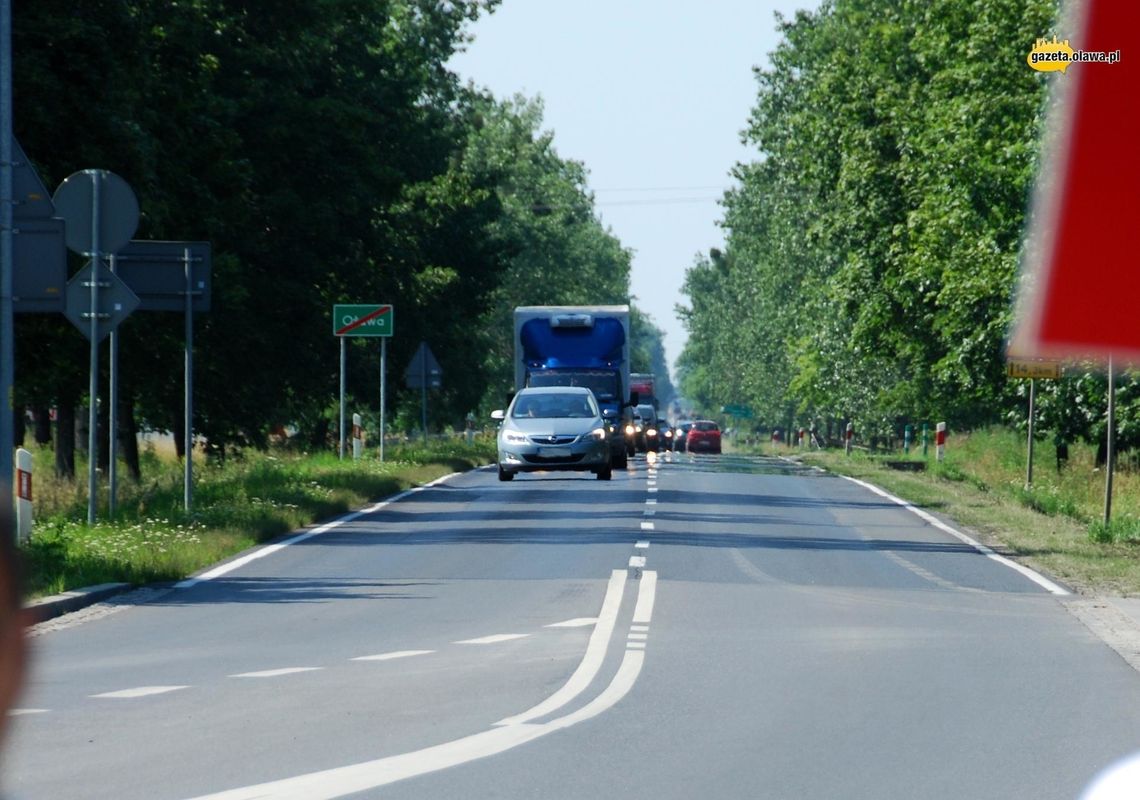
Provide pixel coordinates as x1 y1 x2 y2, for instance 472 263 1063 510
184 248 193 512
86 176 102 525
339 338 346 460
333 304 393 461
108 254 118 517
404 341 442 445
1105 356 1115 526
0 0 13 535
380 337 387 462
1025 379 1036 489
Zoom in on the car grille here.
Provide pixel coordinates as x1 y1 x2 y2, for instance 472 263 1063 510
527 435 579 445
522 453 586 464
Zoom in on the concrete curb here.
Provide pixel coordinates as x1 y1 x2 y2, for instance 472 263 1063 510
24 582 133 624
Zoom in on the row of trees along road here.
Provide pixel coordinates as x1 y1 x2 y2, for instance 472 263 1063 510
677 0 1138 457
13 0 669 475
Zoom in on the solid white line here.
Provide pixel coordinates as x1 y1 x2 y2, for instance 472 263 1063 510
352 650 435 662
182 650 647 800
632 570 658 624
175 473 464 589
8 708 48 716
231 668 322 679
92 686 189 699
628 556 647 568
544 618 597 628
839 475 1070 595
640 521 654 531
635 541 650 549
454 634 530 645
496 569 627 726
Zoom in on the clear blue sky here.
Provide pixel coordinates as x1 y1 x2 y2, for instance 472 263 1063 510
449 0 818 380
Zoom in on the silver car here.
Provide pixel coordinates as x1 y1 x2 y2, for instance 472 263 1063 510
492 386 612 481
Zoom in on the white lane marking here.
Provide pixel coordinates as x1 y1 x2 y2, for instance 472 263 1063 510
630 624 649 632
644 508 656 517
632 570 658 624
91 685 189 699
839 476 1070 595
352 650 435 662
544 618 597 628
8 708 48 716
627 642 646 650
645 499 657 505
640 521 655 531
176 472 466 589
454 634 530 645
647 487 658 493
628 556 647 568
627 632 648 641
496 569 627 727
231 668 322 679
182 650 647 800
635 540 650 549
647 481 657 487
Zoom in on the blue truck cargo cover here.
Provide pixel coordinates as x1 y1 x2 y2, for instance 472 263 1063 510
519 317 625 370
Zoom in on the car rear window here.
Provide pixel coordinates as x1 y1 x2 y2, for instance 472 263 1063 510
693 421 719 432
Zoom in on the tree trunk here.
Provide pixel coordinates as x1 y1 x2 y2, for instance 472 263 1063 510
33 406 52 446
55 399 76 478
120 400 141 481
173 412 185 460
13 408 25 447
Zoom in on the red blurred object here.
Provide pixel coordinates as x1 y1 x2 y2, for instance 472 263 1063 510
1013 0 1140 362
686 420 721 454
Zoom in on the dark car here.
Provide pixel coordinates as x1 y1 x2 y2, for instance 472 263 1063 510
672 420 694 452
686 420 722 454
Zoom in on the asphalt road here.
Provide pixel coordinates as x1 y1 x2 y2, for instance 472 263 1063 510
6 453 1140 799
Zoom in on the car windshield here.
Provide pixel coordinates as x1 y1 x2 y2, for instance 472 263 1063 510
527 370 618 401
511 393 597 419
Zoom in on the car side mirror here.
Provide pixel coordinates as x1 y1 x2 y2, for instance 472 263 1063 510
490 410 505 420
628 391 640 407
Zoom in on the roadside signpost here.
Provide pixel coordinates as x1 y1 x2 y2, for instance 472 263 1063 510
405 341 442 444
333 304 393 460
53 169 139 525
1006 357 1064 489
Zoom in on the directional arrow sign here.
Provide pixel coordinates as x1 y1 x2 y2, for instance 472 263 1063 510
62 260 140 342
334 304 393 337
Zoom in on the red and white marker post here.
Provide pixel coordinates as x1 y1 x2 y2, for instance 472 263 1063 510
936 422 947 462
15 448 32 542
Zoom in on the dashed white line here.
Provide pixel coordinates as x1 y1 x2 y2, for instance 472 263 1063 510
628 556 647 568
91 686 189 699
645 499 657 505
231 668 322 679
627 642 646 650
627 632 648 641
454 633 530 645
630 624 649 632
8 708 48 716
640 521 655 531
647 487 658 493
352 650 435 662
635 541 650 549
644 508 656 516
544 618 598 628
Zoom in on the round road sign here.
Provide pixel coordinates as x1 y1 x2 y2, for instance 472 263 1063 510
52 169 140 255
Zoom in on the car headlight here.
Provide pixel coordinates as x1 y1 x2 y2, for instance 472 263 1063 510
624 424 635 436
663 429 673 438
647 429 657 437
635 425 643 433
590 427 607 441
503 431 529 445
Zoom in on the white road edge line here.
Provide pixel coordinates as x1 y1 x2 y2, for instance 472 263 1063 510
8 708 48 715
454 634 530 645
352 650 435 662
495 569 627 726
181 615 648 800
175 472 464 589
839 475 1070 596
91 686 189 699
632 570 658 624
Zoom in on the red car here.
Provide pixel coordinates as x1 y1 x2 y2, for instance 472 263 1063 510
685 420 721 454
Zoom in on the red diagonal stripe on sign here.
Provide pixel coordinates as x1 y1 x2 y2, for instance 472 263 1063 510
337 306 390 336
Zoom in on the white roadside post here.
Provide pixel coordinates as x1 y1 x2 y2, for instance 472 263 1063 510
15 447 31 542
936 422 947 462
352 413 363 461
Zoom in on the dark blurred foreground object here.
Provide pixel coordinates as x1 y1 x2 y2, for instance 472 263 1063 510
0 504 28 758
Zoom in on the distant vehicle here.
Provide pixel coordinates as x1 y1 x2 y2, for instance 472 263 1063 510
514 306 635 469
630 373 656 411
635 403 659 452
492 386 612 481
686 420 722 454
673 420 694 452
625 409 643 457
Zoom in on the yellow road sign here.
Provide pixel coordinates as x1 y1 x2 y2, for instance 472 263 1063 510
1006 359 1062 379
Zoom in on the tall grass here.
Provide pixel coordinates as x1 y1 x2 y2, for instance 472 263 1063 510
19 438 495 598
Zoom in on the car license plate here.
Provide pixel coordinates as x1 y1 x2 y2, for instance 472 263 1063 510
538 446 571 457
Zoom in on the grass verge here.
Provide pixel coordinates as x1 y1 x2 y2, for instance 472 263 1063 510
19 438 495 599
741 429 1140 596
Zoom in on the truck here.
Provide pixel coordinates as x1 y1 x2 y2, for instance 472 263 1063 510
514 305 636 468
